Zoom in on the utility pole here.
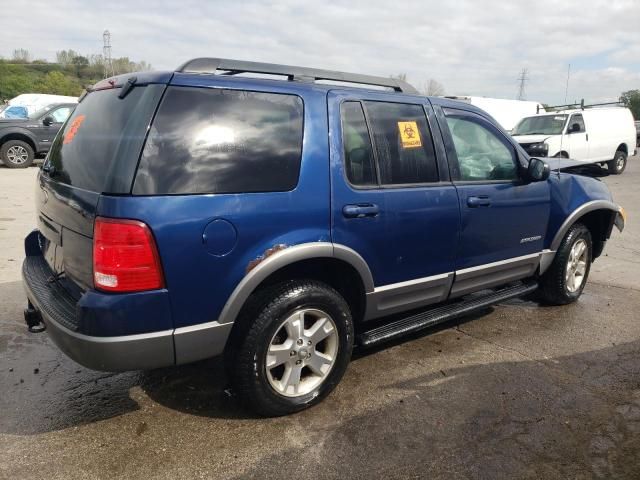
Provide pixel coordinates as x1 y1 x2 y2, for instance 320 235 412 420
564 64 571 104
517 68 528 101
103 30 114 78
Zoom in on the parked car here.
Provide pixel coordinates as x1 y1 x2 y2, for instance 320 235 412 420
1 93 78 118
512 107 637 174
22 59 625 416
635 120 640 147
444 96 545 132
0 103 76 168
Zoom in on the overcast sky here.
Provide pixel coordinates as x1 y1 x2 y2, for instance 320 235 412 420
2 0 639 104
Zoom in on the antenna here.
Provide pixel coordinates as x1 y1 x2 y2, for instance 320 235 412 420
517 68 528 100
103 30 114 78
564 64 571 104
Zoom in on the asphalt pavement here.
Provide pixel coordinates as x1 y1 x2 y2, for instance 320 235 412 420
1 158 639 479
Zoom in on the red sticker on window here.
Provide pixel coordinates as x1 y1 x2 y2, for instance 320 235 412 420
63 115 86 145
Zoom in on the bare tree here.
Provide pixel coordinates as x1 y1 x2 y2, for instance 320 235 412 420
423 79 445 96
12 48 30 63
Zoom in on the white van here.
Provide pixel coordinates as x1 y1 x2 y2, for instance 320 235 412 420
512 107 636 174
445 96 545 131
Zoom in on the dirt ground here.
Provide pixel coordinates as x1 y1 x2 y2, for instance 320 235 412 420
1 158 639 479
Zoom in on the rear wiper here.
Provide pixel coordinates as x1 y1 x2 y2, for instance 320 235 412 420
118 76 137 99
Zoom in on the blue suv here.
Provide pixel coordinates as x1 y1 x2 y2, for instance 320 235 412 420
22 58 625 416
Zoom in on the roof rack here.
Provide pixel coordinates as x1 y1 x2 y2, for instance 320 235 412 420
537 99 623 114
176 57 419 94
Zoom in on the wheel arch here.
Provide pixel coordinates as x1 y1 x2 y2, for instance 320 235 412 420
615 143 628 155
217 242 374 326
0 130 38 153
549 200 619 259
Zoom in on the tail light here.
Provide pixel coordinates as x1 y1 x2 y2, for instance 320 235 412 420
93 217 164 292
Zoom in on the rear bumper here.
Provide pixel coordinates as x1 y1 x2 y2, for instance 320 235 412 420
22 254 175 371
22 233 233 371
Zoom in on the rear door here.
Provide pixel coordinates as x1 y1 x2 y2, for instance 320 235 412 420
38 83 165 291
436 105 550 297
565 113 589 160
329 91 460 319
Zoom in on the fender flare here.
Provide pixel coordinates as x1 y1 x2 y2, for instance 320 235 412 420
0 127 39 151
217 242 374 324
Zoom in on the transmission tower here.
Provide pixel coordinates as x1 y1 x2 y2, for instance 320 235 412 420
103 30 114 78
516 68 528 101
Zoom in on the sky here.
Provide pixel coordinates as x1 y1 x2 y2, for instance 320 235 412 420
1 0 639 105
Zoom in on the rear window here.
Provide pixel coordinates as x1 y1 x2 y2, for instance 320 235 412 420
133 87 304 195
45 85 165 193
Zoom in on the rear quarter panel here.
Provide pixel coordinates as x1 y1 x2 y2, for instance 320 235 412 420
98 79 331 329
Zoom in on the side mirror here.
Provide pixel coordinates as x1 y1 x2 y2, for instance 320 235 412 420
528 157 550 182
568 123 580 133
42 116 54 126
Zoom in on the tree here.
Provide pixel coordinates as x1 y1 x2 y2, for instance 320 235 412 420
620 89 640 120
35 71 82 96
423 79 445 96
12 49 30 63
56 49 80 67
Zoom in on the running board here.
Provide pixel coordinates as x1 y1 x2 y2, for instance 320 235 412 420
358 280 538 347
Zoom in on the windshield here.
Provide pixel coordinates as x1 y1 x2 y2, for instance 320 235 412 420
512 115 568 136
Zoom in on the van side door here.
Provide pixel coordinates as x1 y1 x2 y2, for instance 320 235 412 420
565 113 589 160
328 91 460 320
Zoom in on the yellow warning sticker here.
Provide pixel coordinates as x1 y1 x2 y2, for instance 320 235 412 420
398 121 422 148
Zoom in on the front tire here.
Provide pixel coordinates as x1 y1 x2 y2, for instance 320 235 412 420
539 223 592 305
0 140 34 168
228 280 354 416
608 150 627 175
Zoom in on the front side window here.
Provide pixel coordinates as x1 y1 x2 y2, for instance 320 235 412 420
364 101 439 185
340 102 376 186
446 114 518 181
134 87 304 195
568 114 585 133
50 107 73 123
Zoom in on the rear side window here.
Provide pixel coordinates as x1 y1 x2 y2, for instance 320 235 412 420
364 102 438 185
341 102 376 186
46 85 165 193
133 87 304 195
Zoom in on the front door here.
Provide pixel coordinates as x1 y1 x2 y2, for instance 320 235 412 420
565 113 589 160
329 91 460 319
438 106 550 297
33 106 74 150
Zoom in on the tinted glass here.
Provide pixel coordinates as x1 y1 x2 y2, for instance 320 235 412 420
341 102 376 186
446 115 517 181
364 102 438 185
46 85 165 193
133 87 304 195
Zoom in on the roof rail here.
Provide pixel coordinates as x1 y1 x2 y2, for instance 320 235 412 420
538 98 624 113
176 57 419 94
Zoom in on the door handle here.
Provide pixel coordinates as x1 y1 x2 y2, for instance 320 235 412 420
467 196 491 207
342 203 380 218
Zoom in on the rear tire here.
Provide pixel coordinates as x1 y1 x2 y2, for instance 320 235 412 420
0 140 34 168
539 223 592 305
227 280 354 416
608 150 627 175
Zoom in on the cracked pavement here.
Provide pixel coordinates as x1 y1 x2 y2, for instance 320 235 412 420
1 158 639 479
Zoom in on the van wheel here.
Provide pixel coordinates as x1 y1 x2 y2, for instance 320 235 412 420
608 151 627 175
539 223 592 305
0 140 34 168
228 280 353 416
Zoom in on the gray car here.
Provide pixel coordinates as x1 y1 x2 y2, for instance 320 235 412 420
0 103 76 168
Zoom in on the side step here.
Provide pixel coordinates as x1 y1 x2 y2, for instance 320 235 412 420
358 279 538 347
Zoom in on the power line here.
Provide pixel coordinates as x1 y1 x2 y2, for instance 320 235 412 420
517 68 528 101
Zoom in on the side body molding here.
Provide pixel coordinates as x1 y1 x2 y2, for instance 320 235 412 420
217 242 375 325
